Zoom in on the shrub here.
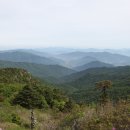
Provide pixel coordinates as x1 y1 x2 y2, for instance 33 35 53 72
11 113 21 125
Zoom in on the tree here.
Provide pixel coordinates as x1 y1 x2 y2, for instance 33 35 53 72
96 80 112 104
13 85 48 109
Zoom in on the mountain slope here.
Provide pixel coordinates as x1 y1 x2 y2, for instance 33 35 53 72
83 52 130 66
74 61 114 71
69 56 97 68
58 51 130 67
59 66 130 103
18 49 65 65
0 68 38 84
63 66 130 89
0 60 76 81
0 51 60 65
58 52 97 67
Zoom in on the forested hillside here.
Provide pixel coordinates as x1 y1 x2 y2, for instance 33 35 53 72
0 60 75 81
60 66 130 103
74 61 114 71
0 50 130 130
0 68 76 130
0 68 37 84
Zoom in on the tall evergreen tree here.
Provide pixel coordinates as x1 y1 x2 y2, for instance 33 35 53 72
96 80 112 104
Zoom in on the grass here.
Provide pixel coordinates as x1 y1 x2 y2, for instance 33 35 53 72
0 100 130 130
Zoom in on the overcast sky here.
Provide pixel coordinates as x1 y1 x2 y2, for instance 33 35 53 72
0 0 130 50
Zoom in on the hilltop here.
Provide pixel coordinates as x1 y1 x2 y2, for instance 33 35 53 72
0 68 38 84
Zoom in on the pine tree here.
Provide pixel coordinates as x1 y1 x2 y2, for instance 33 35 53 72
96 80 112 105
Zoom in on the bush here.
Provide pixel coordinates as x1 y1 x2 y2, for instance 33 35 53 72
11 113 21 125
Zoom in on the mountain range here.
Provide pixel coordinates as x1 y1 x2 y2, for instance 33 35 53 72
0 48 130 103
0 60 75 81
1 49 130 68
57 51 130 67
0 51 63 65
0 49 130 82
58 66 130 102
74 61 114 71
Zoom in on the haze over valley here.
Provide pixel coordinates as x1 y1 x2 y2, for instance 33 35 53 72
0 47 130 84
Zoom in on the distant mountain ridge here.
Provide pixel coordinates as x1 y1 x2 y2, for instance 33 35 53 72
1 50 130 68
74 61 114 71
58 51 130 67
0 51 61 65
0 60 76 81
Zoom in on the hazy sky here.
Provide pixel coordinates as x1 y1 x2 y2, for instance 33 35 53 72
0 0 130 50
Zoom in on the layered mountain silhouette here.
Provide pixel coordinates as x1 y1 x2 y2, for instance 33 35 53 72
74 61 114 71
0 60 75 81
58 51 130 67
0 51 62 65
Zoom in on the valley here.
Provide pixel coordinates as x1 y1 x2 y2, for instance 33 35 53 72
0 48 130 130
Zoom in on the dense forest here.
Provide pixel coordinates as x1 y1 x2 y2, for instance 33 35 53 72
61 66 130 103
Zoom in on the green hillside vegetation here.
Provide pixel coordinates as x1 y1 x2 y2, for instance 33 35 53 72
60 66 130 103
0 68 79 130
66 66 130 89
74 61 114 71
0 68 38 84
0 60 75 81
0 68 130 130
0 68 72 109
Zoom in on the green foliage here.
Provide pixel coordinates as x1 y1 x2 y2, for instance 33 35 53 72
96 80 112 104
63 99 75 112
0 60 75 82
11 113 21 125
0 68 74 112
12 84 72 111
42 87 70 111
0 83 23 98
59 101 130 130
63 66 130 103
52 100 66 111
13 85 49 109
0 68 38 84
0 64 130 130
0 110 11 122
60 104 84 128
